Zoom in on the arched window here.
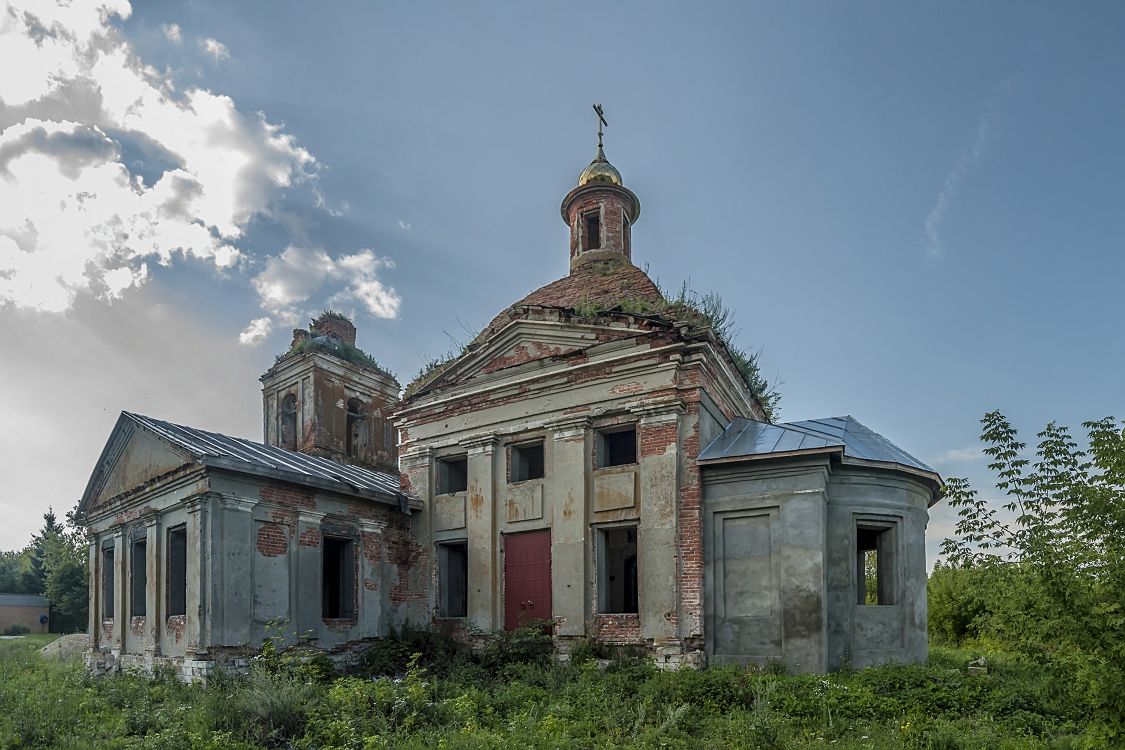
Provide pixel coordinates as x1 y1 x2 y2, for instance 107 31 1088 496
280 394 297 451
346 398 366 457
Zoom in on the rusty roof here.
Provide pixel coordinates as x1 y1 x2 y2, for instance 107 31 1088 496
121 412 411 510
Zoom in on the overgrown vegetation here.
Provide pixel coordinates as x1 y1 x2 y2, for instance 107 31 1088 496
929 411 1125 745
272 311 388 374
0 629 1110 749
404 278 780 419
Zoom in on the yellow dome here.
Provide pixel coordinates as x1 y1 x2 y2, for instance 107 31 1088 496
578 145 622 186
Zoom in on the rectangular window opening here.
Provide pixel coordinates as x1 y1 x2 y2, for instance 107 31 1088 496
598 426 637 468
102 546 114 619
510 441 545 482
322 536 355 619
438 541 468 618
437 456 468 494
166 526 187 618
130 538 147 617
584 212 601 250
597 526 638 614
856 525 895 605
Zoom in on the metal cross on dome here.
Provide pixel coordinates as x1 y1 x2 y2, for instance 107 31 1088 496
593 103 608 149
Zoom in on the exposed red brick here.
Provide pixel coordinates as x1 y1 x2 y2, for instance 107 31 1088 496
255 523 288 557
298 528 321 548
130 616 145 637
166 614 186 643
640 422 678 459
594 613 642 644
259 482 316 510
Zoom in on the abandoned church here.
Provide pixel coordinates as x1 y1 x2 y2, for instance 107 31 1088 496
77 131 942 679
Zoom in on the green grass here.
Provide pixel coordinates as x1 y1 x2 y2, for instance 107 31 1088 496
0 640 1112 750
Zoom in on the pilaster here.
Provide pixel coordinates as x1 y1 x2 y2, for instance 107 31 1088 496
184 494 208 657
112 529 126 653
637 403 684 642
462 434 499 630
143 512 161 656
547 416 589 636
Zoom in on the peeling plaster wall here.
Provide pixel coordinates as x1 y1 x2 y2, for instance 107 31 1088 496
701 458 933 674
397 312 760 662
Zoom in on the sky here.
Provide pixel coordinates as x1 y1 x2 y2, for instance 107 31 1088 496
1 1 1123 568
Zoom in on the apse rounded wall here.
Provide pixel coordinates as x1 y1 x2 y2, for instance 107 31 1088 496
824 466 934 671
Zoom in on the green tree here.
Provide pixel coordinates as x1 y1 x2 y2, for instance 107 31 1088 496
941 412 1125 738
22 508 64 594
42 528 88 633
0 549 32 594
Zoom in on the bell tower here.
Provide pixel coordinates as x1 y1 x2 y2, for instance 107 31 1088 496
260 311 400 472
560 104 641 271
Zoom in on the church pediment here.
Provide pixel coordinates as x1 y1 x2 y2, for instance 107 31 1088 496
425 319 635 393
78 414 196 514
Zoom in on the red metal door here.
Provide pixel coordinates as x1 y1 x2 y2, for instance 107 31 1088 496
503 529 552 631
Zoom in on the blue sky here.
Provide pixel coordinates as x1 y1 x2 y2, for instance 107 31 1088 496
1 1 1122 565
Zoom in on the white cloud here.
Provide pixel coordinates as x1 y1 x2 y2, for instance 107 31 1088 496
239 316 273 346
161 23 182 43
199 37 229 62
924 80 1011 258
246 245 400 343
929 446 983 467
397 220 412 230
0 0 313 312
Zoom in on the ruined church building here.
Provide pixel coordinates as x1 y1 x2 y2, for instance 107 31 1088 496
78 127 942 679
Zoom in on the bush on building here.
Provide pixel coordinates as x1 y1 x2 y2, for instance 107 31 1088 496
2 624 29 636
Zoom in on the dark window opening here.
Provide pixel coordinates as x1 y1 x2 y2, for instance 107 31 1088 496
856 525 895 605
438 542 468 618
584 212 601 250
346 397 366 457
598 427 637 468
322 536 355 619
510 442 545 482
167 526 187 617
437 456 468 494
280 394 298 451
598 526 638 614
130 538 147 617
102 546 114 619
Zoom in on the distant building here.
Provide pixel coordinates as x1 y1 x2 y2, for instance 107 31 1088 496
0 594 48 634
78 131 941 679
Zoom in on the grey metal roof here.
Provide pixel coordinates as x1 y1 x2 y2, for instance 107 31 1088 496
0 594 47 607
124 412 410 510
699 415 939 481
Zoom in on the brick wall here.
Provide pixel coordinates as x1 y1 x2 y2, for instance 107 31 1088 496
0 605 48 634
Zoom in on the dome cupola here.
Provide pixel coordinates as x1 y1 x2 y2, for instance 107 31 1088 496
561 105 641 272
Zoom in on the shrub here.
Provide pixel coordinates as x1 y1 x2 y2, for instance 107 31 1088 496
2 624 29 636
360 626 472 677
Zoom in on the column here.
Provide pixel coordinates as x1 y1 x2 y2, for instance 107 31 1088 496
547 416 589 637
462 435 498 630
143 513 161 656
184 495 208 657
217 496 256 648
295 509 326 639
635 401 684 643
112 529 126 654
87 534 98 647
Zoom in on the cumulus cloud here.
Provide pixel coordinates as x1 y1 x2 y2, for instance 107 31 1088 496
0 0 314 312
247 245 401 341
929 446 983 467
199 37 229 61
239 316 273 346
161 23 181 43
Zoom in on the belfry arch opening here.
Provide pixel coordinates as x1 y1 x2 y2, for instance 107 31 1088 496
280 394 297 451
346 397 367 457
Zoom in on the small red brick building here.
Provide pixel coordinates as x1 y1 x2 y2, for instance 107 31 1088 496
0 594 49 634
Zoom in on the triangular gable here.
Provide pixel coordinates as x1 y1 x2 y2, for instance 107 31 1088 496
423 319 635 393
78 413 196 515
